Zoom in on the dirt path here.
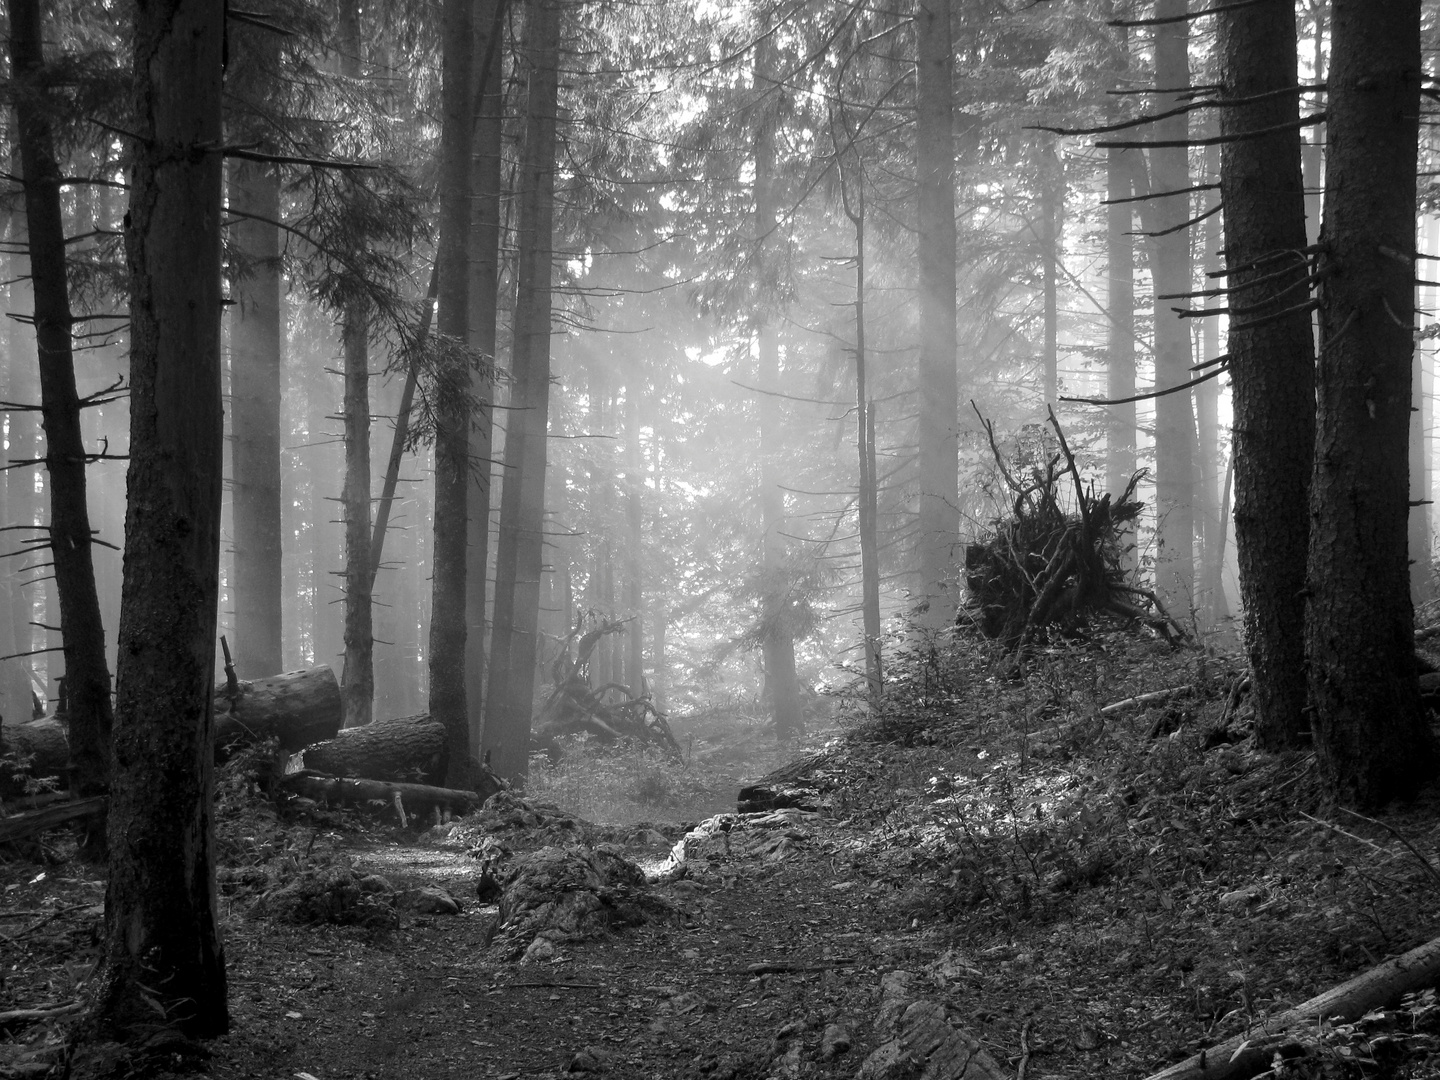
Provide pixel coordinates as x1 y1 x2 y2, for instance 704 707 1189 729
212 817 910 1080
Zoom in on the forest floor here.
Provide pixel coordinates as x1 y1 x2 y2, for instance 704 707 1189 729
5 624 1440 1080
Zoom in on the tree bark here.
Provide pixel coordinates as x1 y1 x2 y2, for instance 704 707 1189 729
1306 0 1436 806
4 0 115 804
1105 30 1137 574
225 10 284 679
430 0 475 785
914 0 960 628
337 0 374 729
214 665 342 753
754 31 803 743
1409 213 1436 604
483 0 561 783
1144 0 1196 611
97 0 228 1037
1217 0 1315 750
465 0 505 757
301 712 447 785
624 378 644 695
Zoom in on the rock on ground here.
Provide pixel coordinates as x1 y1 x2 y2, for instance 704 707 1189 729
491 843 679 959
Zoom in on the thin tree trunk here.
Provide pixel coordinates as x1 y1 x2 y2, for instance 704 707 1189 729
483 0 561 783
337 0 373 728
465 0 504 756
97 0 227 1036
914 0 959 628
430 0 475 785
5 0 114 801
1306 0 1436 806
1196 142 1229 627
225 9 283 679
1410 212 1435 604
1040 141 1061 409
624 379 644 694
1105 144 1136 570
1145 0 1196 611
1218 0 1316 750
837 144 883 702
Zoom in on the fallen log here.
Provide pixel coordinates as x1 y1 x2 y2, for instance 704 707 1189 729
1144 932 1440 1080
0 796 107 845
0 718 69 793
215 665 342 754
301 713 446 784
279 772 483 818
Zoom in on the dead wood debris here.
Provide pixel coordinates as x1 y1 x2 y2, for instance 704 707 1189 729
533 614 682 758
964 405 1185 648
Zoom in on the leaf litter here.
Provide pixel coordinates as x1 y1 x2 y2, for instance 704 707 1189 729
1 625 1440 1078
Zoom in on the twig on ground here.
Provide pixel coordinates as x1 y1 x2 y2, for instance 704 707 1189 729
1016 1018 1034 1080
1337 806 1440 886
1099 686 1192 714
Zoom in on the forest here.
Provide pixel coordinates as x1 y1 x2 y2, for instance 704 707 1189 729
1 0 1440 1075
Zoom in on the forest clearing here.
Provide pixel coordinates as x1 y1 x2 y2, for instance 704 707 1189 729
6 623 1440 1080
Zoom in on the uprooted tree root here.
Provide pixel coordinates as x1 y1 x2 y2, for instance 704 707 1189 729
533 614 682 758
964 404 1186 649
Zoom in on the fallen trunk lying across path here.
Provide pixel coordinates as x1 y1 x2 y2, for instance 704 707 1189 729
301 713 446 784
279 773 488 820
215 665 342 754
1145 932 1440 1080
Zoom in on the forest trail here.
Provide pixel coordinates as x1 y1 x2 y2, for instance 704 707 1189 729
5 632 1440 1080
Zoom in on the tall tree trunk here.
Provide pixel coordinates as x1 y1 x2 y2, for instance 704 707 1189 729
465 0 504 756
914 0 959 628
1218 0 1316 750
98 0 227 1036
6 0 114 801
430 0 475 785
1145 0 1196 611
624 379 644 694
754 32 803 742
226 11 283 678
1039 141 1061 409
1306 0 1436 806
1302 2 1326 247
337 0 373 727
1105 150 1136 570
838 149 883 702
1196 141 1229 628
483 0 560 783
1410 212 1436 604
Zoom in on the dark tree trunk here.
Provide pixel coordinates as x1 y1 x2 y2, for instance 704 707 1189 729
97 0 228 1037
5 0 114 803
484 0 560 783
430 0 474 784
1144 0 1196 610
1216 0 1315 749
337 0 373 728
1306 0 1436 806
914 0 959 628
465 0 505 756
